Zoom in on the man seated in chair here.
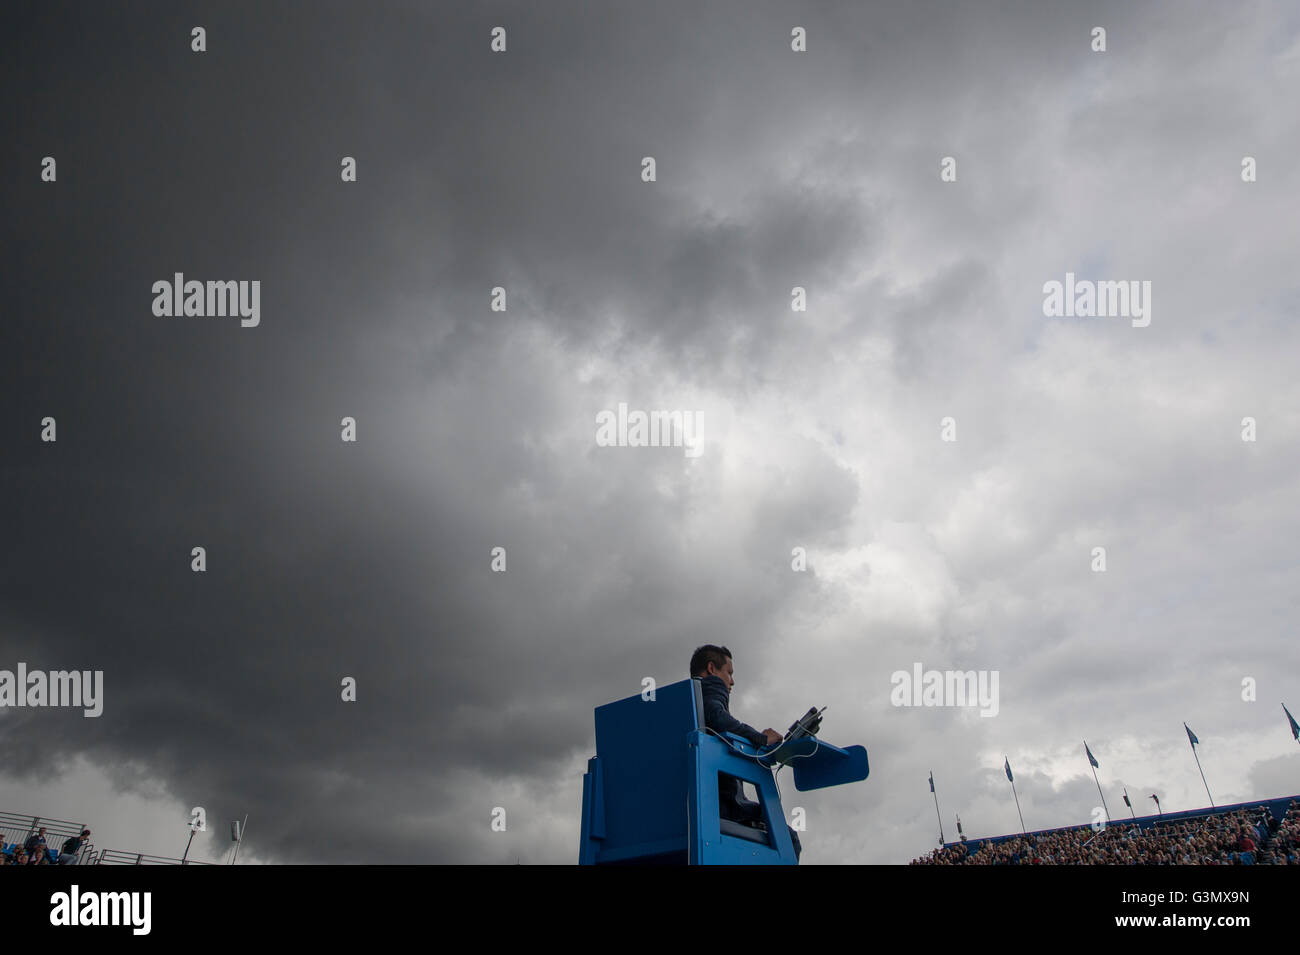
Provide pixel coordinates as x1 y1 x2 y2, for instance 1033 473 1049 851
690 645 802 861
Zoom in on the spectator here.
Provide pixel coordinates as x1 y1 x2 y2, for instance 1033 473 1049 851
911 803 1298 865
23 827 47 856
57 829 90 865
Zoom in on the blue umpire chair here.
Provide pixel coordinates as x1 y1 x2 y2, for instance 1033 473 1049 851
579 677 869 864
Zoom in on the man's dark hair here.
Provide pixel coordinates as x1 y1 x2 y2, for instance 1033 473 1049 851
689 645 732 678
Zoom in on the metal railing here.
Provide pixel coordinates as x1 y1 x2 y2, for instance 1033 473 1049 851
4 808 230 865
92 848 215 865
0 810 93 863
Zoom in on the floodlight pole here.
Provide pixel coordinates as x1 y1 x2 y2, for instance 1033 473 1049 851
231 814 249 865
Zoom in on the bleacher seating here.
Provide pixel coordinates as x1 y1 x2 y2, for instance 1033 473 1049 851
912 794 1300 864
1 808 219 865
0 810 93 865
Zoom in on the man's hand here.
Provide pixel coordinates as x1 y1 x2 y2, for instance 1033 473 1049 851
762 729 782 746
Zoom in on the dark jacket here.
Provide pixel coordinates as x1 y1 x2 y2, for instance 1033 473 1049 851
699 674 766 821
700 675 766 748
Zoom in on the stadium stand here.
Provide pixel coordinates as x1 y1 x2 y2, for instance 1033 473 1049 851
1 810 94 865
911 794 1300 864
1 809 214 865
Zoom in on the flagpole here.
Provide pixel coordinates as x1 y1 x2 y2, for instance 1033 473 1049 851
930 772 945 844
1084 741 1110 823
1123 788 1135 820
1184 724 1214 807
1010 779 1026 834
1005 756 1026 834
1190 741 1214 807
1090 763 1110 822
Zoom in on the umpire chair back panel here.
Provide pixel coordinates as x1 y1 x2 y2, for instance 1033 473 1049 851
589 678 701 856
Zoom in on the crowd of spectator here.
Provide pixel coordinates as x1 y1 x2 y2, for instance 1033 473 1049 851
911 800 1300 865
1 826 91 866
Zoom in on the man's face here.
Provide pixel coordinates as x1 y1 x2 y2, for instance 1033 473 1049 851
707 657 735 690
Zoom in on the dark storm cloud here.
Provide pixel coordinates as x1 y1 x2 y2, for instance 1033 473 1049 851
3 0 1298 865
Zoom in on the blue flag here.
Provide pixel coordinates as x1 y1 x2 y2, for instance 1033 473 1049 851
1284 703 1300 741
1004 757 1013 782
1122 789 1131 808
929 772 935 793
1084 741 1099 768
1184 723 1199 747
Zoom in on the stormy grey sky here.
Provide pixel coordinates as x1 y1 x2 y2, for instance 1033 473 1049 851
2 0 1298 864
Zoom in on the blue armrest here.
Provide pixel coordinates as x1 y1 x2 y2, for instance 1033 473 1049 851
759 737 870 791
